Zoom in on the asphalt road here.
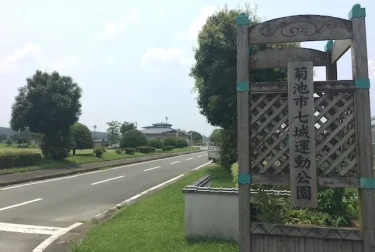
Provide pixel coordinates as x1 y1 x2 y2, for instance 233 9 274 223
0 151 210 252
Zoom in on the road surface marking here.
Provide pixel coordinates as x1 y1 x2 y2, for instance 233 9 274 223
0 152 205 191
193 161 212 170
170 161 180 164
204 154 208 156
91 176 124 185
197 155 203 158
33 222 82 252
0 198 42 212
143 166 161 172
186 158 193 160
0 222 62 235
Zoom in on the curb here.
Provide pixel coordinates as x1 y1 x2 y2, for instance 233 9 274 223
91 161 212 223
0 150 204 188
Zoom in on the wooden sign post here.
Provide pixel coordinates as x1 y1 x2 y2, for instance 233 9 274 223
288 61 317 208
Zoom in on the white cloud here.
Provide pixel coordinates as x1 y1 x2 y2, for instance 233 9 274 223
107 57 115 65
151 3 165 17
179 6 217 41
34 55 80 73
0 43 42 74
100 9 139 40
141 48 192 66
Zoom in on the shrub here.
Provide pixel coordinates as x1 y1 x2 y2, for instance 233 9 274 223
136 146 155 153
115 149 123 154
71 122 94 149
120 129 147 148
164 137 176 147
175 137 188 148
231 162 238 187
148 138 163 149
0 152 42 169
124 148 136 155
6 140 12 146
93 148 105 158
162 145 174 151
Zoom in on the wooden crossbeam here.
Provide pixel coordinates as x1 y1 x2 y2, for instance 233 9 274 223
250 80 354 93
331 39 351 63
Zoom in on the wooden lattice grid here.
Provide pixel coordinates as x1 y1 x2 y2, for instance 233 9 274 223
249 91 357 177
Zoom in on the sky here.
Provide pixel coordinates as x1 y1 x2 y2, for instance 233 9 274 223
0 0 374 137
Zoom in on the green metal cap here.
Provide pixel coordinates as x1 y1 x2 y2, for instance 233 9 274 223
348 3 366 19
324 40 334 51
236 13 249 25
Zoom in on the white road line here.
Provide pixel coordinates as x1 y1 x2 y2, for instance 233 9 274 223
0 198 42 212
204 154 208 156
92 161 214 220
33 222 82 252
170 161 180 164
197 155 203 158
0 222 63 235
91 176 124 185
0 152 205 191
143 166 161 172
193 161 212 170
186 158 193 160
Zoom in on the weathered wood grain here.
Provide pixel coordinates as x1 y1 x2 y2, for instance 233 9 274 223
332 39 351 63
249 48 327 69
236 19 251 252
248 15 353 44
351 15 375 252
251 175 360 188
250 80 355 93
326 46 338 80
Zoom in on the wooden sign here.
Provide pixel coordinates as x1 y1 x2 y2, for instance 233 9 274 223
288 61 317 208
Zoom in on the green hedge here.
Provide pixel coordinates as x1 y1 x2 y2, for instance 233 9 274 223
162 145 174 151
136 146 155 153
124 148 136 155
0 152 42 169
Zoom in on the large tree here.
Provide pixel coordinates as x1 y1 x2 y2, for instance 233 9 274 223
120 121 136 135
106 121 121 145
10 70 82 159
190 6 299 168
120 129 147 148
187 130 202 141
71 122 94 153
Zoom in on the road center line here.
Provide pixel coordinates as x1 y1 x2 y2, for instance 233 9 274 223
186 158 193 160
143 166 161 172
0 198 43 212
170 161 180 164
91 176 124 185
197 155 203 157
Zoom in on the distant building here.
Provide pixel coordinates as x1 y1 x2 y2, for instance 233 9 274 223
140 122 191 144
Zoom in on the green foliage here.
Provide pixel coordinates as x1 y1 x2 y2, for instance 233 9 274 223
124 148 135 155
120 129 147 148
164 137 176 147
148 138 163 149
162 146 174 151
106 121 121 145
0 134 7 142
10 71 82 160
120 121 136 135
187 130 202 141
115 149 123 154
209 129 222 144
136 146 155 153
71 123 94 149
6 140 12 146
93 148 105 158
317 188 358 226
41 129 71 159
175 137 188 148
0 152 42 169
253 190 289 224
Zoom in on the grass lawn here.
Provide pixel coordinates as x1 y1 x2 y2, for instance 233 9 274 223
0 145 199 175
71 164 238 252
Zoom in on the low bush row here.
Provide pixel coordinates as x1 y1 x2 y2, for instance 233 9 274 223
0 152 42 169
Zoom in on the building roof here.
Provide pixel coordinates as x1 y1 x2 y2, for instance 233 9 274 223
141 128 176 134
